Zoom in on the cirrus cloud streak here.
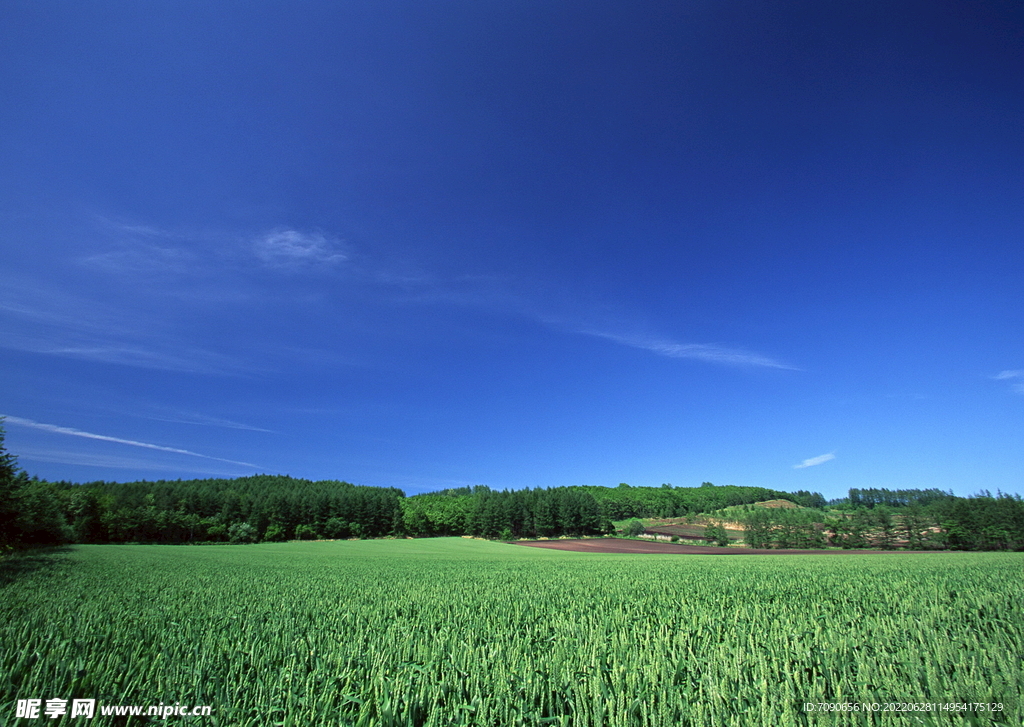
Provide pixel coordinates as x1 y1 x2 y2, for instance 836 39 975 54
584 331 799 370
2 415 257 468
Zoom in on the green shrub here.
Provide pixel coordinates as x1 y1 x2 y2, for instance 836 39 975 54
323 517 349 539
227 522 257 543
623 519 645 537
704 522 729 547
262 524 287 542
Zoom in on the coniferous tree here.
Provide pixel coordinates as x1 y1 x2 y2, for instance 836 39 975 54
0 419 21 548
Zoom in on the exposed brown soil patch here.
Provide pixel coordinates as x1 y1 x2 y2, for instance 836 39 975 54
512 538 894 555
756 499 801 509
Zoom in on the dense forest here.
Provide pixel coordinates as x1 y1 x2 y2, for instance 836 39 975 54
1 420 1021 550
1 471 404 547
3 475 783 546
829 487 955 509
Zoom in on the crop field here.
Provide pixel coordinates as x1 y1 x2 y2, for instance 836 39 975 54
1 539 1021 727
514 538 880 554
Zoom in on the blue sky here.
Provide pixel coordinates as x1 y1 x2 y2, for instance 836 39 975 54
2 0 1022 498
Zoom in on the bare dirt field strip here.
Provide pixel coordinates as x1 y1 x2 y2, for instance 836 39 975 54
512 538 895 555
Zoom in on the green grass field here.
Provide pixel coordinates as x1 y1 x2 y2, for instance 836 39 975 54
2 539 1021 726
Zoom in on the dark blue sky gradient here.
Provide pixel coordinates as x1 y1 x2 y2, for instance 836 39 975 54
2 0 1022 496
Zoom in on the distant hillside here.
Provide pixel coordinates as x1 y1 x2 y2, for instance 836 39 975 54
569 482 825 519
400 483 826 540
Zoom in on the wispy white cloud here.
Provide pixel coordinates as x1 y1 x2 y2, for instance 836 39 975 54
991 370 1024 394
0 293 124 333
140 411 275 433
254 229 348 267
4 217 363 378
1 335 247 375
80 244 196 275
91 221 351 274
793 452 835 469
0 280 251 375
94 215 179 239
95 217 352 272
13 447 255 477
2 415 258 468
581 330 799 370
84 217 235 279
43 346 244 374
12 212 799 380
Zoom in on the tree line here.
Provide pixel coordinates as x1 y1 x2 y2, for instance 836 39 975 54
2 420 1020 550
830 487 954 509
0 419 804 548
1 474 611 545
2 471 405 546
401 486 608 539
739 490 1024 551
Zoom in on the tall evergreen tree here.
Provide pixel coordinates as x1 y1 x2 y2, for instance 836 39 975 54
0 418 22 548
